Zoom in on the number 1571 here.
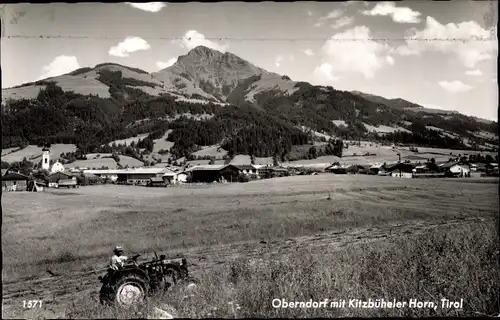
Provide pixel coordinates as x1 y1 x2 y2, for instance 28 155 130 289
23 300 42 308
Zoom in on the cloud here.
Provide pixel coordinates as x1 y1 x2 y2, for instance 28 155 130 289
438 80 473 93
331 16 354 29
386 56 395 65
303 49 315 56
127 2 166 12
38 55 80 80
394 17 496 68
179 30 228 52
316 26 389 79
361 1 421 23
344 1 370 7
156 57 177 70
109 36 151 57
275 55 283 67
465 69 483 76
313 63 341 82
315 9 345 27
320 9 343 21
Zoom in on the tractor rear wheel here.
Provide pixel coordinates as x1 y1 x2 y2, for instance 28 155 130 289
111 274 149 307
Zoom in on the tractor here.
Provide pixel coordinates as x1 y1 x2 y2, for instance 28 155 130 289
98 252 194 307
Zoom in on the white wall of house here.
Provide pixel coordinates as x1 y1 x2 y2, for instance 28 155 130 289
391 172 413 178
449 165 470 176
176 173 188 183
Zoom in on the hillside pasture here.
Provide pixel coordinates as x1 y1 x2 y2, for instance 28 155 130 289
64 157 117 169
1 85 47 103
152 130 175 154
48 75 111 98
244 75 298 102
1 175 498 318
125 85 166 96
108 134 149 147
363 123 411 134
85 153 112 160
1 147 18 156
1 144 77 163
186 159 226 166
191 144 228 159
118 155 144 167
230 155 252 165
254 156 273 165
82 65 163 86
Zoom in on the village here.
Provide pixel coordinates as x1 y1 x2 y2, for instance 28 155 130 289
2 145 498 192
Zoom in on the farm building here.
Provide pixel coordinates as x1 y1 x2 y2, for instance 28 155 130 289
148 177 167 187
469 163 486 172
176 172 189 183
2 172 29 191
369 163 385 175
162 169 177 184
48 172 78 188
439 162 470 177
383 162 414 178
79 172 103 185
84 168 170 185
234 165 257 175
345 164 369 174
27 179 46 192
188 164 226 183
256 166 289 178
220 164 245 182
187 164 243 183
326 165 347 174
485 163 498 176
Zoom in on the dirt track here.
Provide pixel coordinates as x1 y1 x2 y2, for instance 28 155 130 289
2 216 489 318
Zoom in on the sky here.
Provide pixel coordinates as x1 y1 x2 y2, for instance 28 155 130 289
1 1 498 120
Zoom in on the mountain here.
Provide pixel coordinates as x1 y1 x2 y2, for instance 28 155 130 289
152 45 299 104
1 46 498 164
351 91 425 110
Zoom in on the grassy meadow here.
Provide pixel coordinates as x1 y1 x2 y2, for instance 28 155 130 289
1 174 499 318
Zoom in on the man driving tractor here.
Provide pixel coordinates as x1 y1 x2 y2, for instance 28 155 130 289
110 246 128 270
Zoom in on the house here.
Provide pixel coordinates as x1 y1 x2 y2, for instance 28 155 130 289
345 164 367 174
369 163 385 175
326 165 347 174
27 179 46 192
383 162 414 178
272 167 290 177
469 162 487 172
148 177 167 187
485 163 498 176
189 164 227 183
85 168 170 185
2 172 29 191
48 172 78 188
176 172 189 183
234 165 257 176
162 168 177 184
218 164 242 182
81 172 102 185
439 162 470 177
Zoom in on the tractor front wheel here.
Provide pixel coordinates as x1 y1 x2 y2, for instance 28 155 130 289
112 274 148 307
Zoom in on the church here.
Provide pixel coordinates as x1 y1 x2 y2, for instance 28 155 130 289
42 147 66 173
